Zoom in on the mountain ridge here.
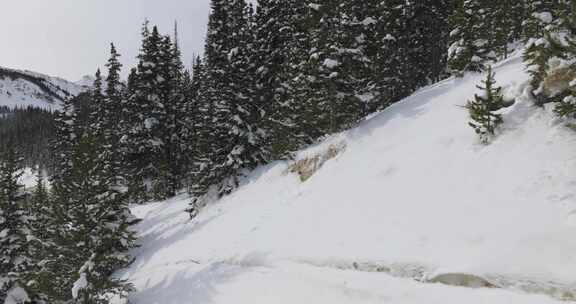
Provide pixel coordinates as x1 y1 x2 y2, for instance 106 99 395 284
0 66 89 110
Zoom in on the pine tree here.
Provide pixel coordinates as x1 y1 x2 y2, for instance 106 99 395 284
160 25 189 197
20 170 51 304
186 1 229 213
523 0 557 41
263 0 316 156
370 0 412 106
339 0 385 115
122 24 169 201
403 0 452 87
555 0 576 34
252 0 302 158
63 136 136 304
492 0 522 59
0 147 33 303
286 1 363 142
50 96 78 193
219 0 267 194
29 170 49 236
118 24 191 201
465 66 507 144
180 58 201 194
33 100 138 303
192 0 267 202
103 43 124 146
448 0 496 75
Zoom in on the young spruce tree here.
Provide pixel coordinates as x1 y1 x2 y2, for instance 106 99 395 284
466 66 507 144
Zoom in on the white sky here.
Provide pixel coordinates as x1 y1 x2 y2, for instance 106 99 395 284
0 1 214 81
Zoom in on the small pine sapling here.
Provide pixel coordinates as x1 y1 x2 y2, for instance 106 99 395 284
465 66 506 144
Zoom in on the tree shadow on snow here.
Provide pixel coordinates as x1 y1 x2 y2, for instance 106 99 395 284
129 262 249 304
124 211 224 276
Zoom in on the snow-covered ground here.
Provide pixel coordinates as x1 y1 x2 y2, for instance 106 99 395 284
116 54 576 303
19 168 37 190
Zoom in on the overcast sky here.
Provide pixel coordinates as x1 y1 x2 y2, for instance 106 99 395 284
0 1 216 81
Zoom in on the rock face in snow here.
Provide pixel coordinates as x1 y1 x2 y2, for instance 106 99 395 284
115 53 576 303
0 66 88 110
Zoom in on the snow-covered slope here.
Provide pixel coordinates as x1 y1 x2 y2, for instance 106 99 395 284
0 67 88 110
116 54 576 303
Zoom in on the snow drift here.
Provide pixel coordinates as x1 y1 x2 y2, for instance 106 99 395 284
115 53 576 303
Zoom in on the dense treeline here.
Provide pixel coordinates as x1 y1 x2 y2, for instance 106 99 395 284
116 1 455 211
1 0 575 303
52 1 458 211
0 106 55 171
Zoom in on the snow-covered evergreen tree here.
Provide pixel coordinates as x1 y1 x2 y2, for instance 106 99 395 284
448 0 496 75
252 0 302 158
0 147 33 304
190 0 267 207
103 43 125 145
523 0 557 41
121 24 171 201
492 0 526 59
370 0 412 106
24 89 139 303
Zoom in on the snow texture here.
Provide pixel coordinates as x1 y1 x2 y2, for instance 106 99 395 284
72 273 88 299
4 286 30 304
114 54 576 303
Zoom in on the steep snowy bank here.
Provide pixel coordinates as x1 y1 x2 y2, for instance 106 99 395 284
116 55 576 303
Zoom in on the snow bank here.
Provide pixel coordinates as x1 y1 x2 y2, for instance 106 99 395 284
115 54 576 303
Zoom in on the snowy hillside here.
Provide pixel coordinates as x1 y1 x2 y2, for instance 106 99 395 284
116 54 576 303
0 66 88 110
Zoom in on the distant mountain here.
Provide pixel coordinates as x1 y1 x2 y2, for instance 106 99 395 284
0 66 89 110
74 75 97 88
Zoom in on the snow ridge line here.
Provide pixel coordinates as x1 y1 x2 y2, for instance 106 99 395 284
286 258 576 301
132 255 576 301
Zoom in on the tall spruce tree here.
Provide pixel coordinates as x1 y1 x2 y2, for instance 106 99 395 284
218 0 267 194
32 93 138 303
0 147 33 304
160 25 189 197
340 0 386 115
371 0 412 106
299 1 364 138
122 24 170 201
103 43 124 147
191 0 267 205
22 170 51 303
252 0 303 158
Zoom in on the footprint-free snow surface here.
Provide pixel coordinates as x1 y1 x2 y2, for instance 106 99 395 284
116 55 576 303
